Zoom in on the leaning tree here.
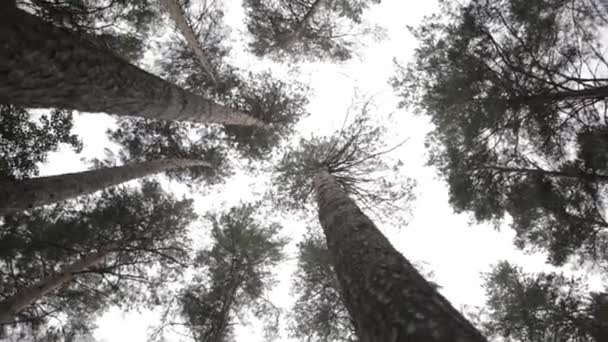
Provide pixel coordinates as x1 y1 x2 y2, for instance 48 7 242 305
0 180 197 337
0 2 263 127
273 108 486 341
151 203 286 342
392 0 608 266
243 0 384 62
0 158 213 216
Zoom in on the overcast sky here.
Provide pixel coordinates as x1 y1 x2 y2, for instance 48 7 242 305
38 0 604 341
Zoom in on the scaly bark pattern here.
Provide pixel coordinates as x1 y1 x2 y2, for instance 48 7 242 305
0 159 211 215
0 7 263 126
313 170 488 342
0 243 118 323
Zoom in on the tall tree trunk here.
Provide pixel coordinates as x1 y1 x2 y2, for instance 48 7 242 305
313 169 487 342
480 165 608 182
0 243 118 323
0 159 211 215
0 7 264 127
161 0 217 83
278 0 326 48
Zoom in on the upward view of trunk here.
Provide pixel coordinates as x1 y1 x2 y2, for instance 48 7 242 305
0 159 211 215
0 243 118 323
161 0 217 82
0 7 264 127
313 169 488 342
278 0 326 48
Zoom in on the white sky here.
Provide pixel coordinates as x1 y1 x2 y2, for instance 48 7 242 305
37 0 604 341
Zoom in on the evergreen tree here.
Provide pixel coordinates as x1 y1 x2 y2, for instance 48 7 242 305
0 158 211 215
392 0 608 265
475 261 608 342
0 181 197 339
152 203 286 342
243 0 383 61
274 110 484 341
0 4 264 126
153 0 311 161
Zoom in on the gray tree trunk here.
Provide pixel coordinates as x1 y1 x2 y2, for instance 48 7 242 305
0 243 118 323
161 0 217 82
0 159 211 215
313 169 488 342
0 7 263 126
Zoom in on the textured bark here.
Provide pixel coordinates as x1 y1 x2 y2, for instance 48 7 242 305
0 243 118 323
161 0 217 82
313 170 488 342
0 159 211 215
0 8 264 126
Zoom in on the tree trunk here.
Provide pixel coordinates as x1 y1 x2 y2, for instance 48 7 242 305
161 0 217 82
0 159 211 215
0 243 118 323
480 165 608 182
278 0 326 48
313 169 487 342
0 8 264 127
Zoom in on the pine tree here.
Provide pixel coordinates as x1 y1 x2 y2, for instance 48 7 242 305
274 110 485 341
152 203 286 342
392 0 608 266
0 159 211 215
0 5 264 126
0 181 197 335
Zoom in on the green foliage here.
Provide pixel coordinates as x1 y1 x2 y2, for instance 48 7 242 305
477 261 607 342
0 105 82 182
0 181 197 339
289 231 357 342
274 110 415 218
244 0 383 62
107 118 231 186
153 203 286 342
393 0 608 265
17 0 161 61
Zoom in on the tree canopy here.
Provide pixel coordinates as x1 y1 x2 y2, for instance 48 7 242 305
393 0 608 266
473 261 608 342
244 0 383 61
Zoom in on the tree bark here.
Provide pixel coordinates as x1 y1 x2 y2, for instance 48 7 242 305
0 8 264 126
0 243 118 323
313 169 487 342
161 0 217 83
0 159 211 215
